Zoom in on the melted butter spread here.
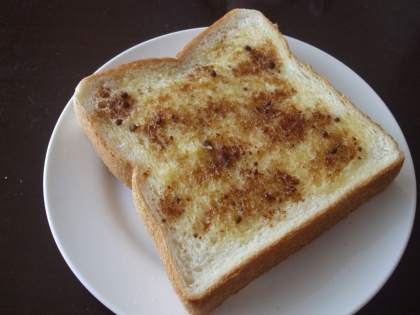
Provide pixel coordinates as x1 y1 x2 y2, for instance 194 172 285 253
94 39 366 239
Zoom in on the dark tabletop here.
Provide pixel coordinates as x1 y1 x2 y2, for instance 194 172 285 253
1 0 419 314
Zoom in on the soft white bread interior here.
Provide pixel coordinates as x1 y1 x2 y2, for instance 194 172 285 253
73 9 404 315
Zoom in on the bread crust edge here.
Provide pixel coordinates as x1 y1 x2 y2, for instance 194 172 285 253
132 151 403 315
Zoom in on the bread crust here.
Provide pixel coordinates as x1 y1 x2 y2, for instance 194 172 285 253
73 9 405 315
74 99 132 187
131 152 403 315
194 156 404 315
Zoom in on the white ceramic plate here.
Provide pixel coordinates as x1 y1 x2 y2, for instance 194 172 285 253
44 28 416 315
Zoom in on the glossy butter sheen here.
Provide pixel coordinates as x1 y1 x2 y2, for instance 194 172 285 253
91 39 367 243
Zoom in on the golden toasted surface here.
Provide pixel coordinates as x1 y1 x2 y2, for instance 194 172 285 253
90 40 367 241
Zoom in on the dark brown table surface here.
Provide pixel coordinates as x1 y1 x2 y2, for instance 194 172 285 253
1 1 419 314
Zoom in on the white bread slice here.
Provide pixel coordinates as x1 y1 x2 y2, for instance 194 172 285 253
73 9 404 315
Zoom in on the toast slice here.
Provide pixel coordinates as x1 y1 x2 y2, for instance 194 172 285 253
73 9 404 315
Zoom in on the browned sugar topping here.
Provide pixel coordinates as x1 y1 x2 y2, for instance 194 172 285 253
95 90 135 120
94 40 365 237
149 97 360 234
232 46 278 76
